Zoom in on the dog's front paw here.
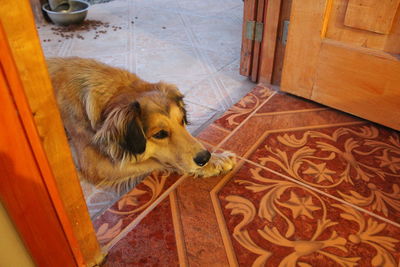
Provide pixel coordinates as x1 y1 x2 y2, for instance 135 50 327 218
195 151 236 177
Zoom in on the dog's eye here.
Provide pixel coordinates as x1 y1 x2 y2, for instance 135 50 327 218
153 130 169 139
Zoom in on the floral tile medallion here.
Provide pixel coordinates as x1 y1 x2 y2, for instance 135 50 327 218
248 124 400 223
213 162 400 266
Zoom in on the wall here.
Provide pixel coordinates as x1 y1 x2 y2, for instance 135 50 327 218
0 202 35 267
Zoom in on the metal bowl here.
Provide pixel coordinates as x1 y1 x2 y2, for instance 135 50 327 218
42 0 90 26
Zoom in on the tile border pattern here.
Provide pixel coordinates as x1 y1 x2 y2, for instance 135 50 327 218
168 85 400 266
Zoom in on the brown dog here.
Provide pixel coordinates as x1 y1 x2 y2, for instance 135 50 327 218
47 57 236 189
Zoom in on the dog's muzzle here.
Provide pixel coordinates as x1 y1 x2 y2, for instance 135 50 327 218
193 150 211 167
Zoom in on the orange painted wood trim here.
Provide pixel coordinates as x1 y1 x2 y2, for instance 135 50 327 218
0 29 78 267
0 23 86 266
0 0 103 265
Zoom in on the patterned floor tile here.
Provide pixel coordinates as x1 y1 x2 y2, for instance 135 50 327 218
162 85 400 267
197 47 241 72
88 5 130 25
214 63 255 107
134 23 192 50
185 77 228 111
213 85 274 131
132 0 181 13
177 0 241 15
156 74 210 95
184 101 220 135
68 29 130 57
230 4 245 20
91 53 130 71
256 92 325 114
93 171 182 247
132 7 183 28
173 169 233 267
248 123 400 224
136 45 208 81
80 180 120 218
219 110 358 157
102 198 179 267
90 82 400 265
189 15 241 57
214 161 400 266
196 124 231 147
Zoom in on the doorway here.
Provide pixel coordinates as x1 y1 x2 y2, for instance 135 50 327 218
35 0 255 249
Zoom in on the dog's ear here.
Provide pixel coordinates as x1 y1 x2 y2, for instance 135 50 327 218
120 102 146 156
93 101 146 160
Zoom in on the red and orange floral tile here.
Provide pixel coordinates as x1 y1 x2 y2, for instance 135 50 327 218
102 198 179 267
101 85 400 266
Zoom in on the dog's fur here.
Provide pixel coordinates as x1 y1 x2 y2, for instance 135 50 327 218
47 57 235 189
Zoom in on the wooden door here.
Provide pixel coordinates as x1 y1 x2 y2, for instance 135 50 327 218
0 24 79 267
281 0 400 130
0 0 103 265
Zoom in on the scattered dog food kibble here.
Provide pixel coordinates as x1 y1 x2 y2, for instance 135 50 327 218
40 20 123 43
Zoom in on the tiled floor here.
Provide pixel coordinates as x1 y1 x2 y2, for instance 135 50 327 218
37 0 253 218
99 85 400 266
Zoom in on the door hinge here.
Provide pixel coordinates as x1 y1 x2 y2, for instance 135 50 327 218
245 21 255 40
246 21 263 42
282 20 290 45
255 22 263 42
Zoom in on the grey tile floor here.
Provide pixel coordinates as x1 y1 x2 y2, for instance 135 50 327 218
38 0 255 218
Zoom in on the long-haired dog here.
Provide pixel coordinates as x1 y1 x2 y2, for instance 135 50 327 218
47 57 236 189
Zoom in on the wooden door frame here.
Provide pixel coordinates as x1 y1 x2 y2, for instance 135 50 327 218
0 1 103 266
0 24 80 266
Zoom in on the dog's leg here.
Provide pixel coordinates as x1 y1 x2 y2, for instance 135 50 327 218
194 151 236 177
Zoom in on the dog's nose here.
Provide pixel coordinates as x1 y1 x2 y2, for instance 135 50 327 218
193 150 211 167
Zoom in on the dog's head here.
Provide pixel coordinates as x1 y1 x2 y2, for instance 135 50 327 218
93 82 210 173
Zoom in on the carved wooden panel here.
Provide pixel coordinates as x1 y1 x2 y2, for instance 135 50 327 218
344 0 400 34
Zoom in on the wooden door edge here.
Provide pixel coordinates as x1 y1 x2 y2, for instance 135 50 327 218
240 0 258 76
257 0 283 84
0 0 104 265
250 0 266 82
0 25 80 266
